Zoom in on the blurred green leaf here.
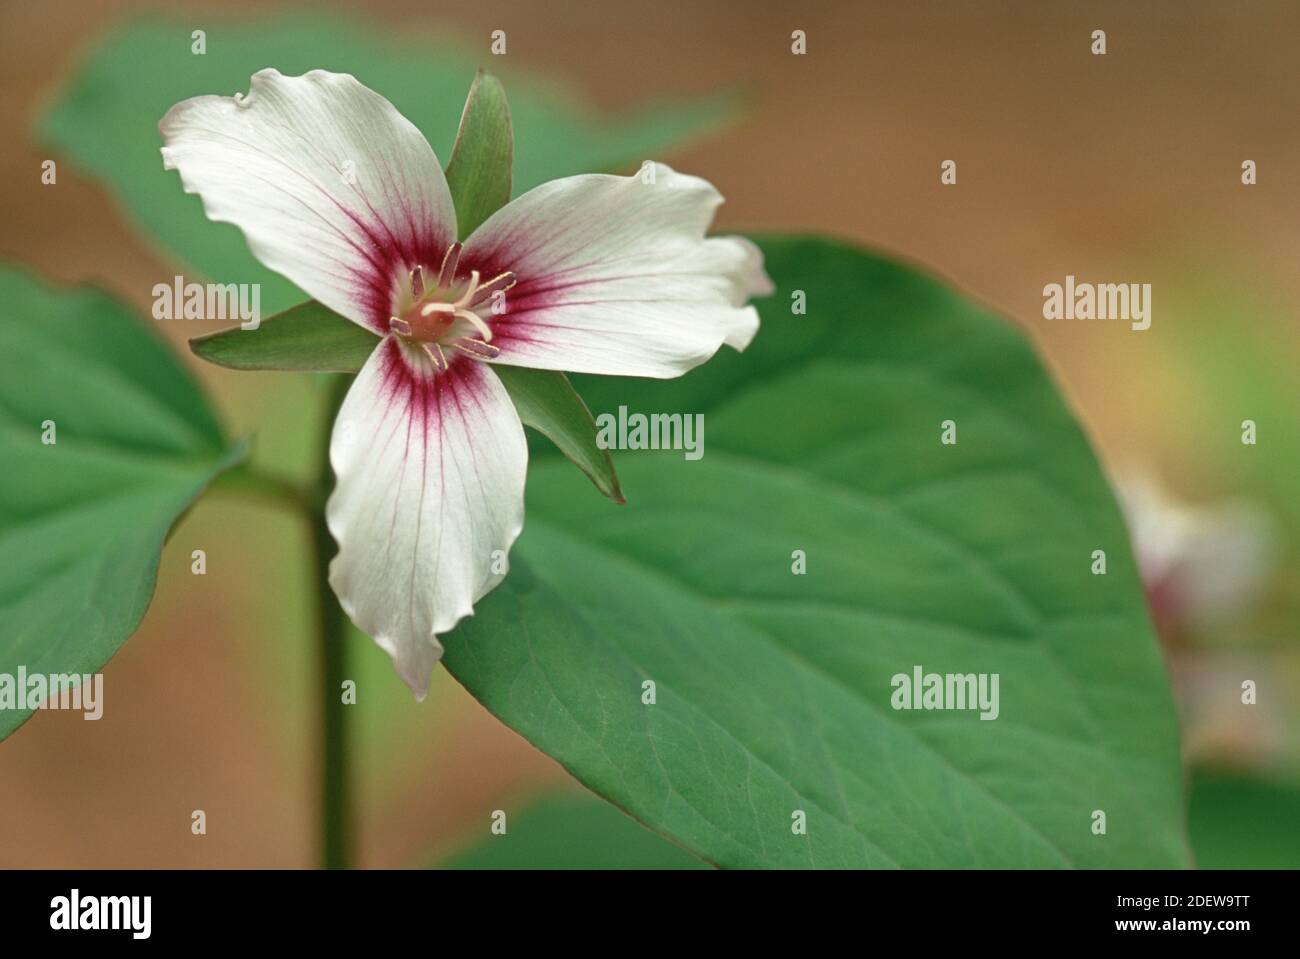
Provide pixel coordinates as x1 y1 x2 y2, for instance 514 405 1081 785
1168 278 1300 534
1161 275 1300 637
40 16 735 315
442 793 708 869
445 70 513 240
1189 772 1300 869
442 236 1187 868
0 268 241 741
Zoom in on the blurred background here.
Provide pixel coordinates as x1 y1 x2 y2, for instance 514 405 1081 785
0 0 1297 867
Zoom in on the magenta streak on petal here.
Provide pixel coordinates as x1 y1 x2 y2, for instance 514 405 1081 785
432 243 551 352
454 230 693 355
350 221 454 335
461 275 623 350
367 337 492 632
188 116 451 336
373 337 493 444
436 228 693 358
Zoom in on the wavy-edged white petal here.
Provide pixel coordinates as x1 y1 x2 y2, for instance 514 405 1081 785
462 163 773 378
326 339 527 697
160 68 456 333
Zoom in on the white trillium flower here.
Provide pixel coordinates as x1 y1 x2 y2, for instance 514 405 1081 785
160 69 772 697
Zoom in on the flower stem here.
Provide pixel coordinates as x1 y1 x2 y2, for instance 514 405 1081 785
312 374 354 868
311 497 351 867
208 379 356 866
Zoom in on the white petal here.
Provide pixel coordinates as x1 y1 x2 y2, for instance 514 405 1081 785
160 69 456 332
462 163 773 378
326 340 527 697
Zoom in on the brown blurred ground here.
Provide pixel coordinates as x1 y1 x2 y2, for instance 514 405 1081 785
1 0 1298 866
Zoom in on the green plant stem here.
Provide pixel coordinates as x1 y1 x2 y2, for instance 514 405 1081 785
207 380 355 867
311 500 350 867
313 375 353 868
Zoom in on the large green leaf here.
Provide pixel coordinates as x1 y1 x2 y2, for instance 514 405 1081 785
441 236 1188 868
0 269 241 741
1188 772 1300 869
442 793 708 870
40 16 733 316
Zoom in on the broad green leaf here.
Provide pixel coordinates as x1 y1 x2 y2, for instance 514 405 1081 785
0 268 241 741
442 793 708 870
445 71 513 239
441 236 1188 868
1189 772 1300 869
190 304 622 501
40 16 734 316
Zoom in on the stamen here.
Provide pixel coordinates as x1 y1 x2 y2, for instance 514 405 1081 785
392 245 502 356
470 271 517 307
454 271 482 309
452 338 501 359
421 342 449 373
437 243 463 289
456 308 493 341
